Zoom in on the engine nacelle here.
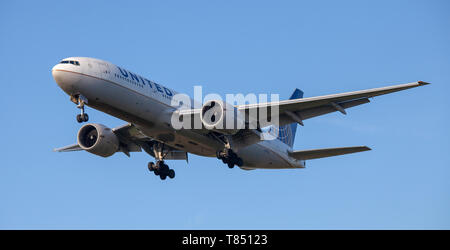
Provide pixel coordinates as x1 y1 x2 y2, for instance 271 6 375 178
200 100 246 135
77 123 120 157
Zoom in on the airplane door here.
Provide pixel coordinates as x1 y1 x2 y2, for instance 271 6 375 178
95 61 111 80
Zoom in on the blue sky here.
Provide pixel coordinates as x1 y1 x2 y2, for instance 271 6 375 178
0 0 449 229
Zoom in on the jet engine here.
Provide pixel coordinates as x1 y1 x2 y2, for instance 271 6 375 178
200 100 246 135
77 123 120 157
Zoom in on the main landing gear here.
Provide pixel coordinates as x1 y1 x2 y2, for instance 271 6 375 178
148 161 175 180
72 94 89 123
217 149 243 169
147 142 176 180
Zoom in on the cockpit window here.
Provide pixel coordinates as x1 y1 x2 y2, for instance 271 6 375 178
60 60 80 66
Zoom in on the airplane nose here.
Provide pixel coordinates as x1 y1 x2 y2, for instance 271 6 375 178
52 64 81 95
51 64 63 83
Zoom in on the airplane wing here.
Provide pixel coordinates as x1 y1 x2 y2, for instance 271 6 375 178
238 81 430 126
54 143 82 152
288 146 371 160
54 123 188 160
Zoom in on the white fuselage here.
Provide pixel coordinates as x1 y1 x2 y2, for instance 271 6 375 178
52 57 304 169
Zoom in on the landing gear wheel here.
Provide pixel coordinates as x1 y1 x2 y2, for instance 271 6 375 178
82 113 89 122
76 113 88 122
148 162 155 172
168 169 175 179
153 161 173 180
218 149 242 169
160 163 169 174
236 158 243 167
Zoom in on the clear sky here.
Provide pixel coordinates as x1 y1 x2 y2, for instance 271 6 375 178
0 0 449 229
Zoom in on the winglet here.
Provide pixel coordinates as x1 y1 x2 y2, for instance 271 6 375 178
418 81 431 86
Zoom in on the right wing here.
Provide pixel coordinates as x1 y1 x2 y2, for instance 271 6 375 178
54 143 82 152
289 146 371 160
54 123 188 160
112 123 187 160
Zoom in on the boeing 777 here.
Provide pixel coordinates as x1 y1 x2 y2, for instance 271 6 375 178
52 57 429 180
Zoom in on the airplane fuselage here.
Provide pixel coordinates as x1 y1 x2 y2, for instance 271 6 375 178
52 57 304 169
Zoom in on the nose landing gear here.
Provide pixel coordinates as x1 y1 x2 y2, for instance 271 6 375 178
72 94 89 123
76 113 89 123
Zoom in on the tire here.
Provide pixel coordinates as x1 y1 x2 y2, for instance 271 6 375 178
147 162 154 172
161 164 169 174
236 158 243 167
76 114 83 123
154 170 159 176
160 174 167 180
227 162 234 169
168 169 175 179
82 113 89 122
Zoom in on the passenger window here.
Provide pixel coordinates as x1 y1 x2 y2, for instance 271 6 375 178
69 61 74 65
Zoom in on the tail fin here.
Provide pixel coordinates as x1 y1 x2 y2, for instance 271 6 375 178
277 89 303 148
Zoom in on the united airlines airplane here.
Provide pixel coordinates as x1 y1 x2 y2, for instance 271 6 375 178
52 57 429 180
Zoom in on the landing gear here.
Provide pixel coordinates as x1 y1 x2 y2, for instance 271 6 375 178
148 162 155 172
217 149 244 169
147 160 176 180
168 169 175 179
146 142 177 180
76 113 89 123
72 94 89 123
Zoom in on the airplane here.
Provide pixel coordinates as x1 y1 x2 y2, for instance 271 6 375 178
52 57 429 180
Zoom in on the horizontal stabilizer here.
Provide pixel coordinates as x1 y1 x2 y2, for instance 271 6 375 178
289 146 371 160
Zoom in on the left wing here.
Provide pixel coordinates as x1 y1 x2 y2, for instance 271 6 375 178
175 81 429 129
238 81 430 126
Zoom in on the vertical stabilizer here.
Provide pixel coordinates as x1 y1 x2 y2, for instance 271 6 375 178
277 89 303 148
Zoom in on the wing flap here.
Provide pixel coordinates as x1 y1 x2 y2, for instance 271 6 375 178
278 97 371 126
289 146 371 160
164 151 188 161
